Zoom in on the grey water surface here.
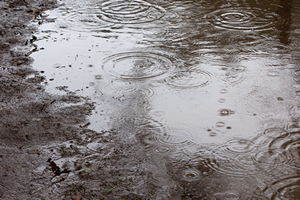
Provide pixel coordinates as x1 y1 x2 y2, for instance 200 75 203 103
31 0 300 199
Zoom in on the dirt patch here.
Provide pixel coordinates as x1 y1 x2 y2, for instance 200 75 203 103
0 1 186 199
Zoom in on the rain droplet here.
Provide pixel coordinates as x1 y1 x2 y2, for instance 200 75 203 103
225 192 240 200
220 89 228 94
267 71 279 77
209 132 217 137
154 146 172 154
181 168 202 182
95 75 102 79
216 122 225 127
219 109 235 116
219 98 226 103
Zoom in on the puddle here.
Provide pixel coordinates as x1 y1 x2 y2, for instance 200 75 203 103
30 0 300 198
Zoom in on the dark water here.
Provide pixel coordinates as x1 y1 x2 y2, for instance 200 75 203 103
31 0 300 198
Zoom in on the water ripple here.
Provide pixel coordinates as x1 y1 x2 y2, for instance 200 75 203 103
267 131 300 169
223 139 256 154
98 79 138 98
263 177 300 200
206 8 282 31
201 139 270 176
98 0 165 24
56 7 111 32
137 121 195 148
101 52 174 79
179 168 202 182
164 69 212 88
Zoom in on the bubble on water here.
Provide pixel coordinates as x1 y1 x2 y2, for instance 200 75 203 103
95 75 102 79
153 146 174 154
230 66 246 72
101 52 174 79
89 82 95 86
206 8 282 31
180 168 202 182
98 0 166 24
219 109 235 116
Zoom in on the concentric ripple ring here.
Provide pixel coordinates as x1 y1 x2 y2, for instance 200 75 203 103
99 0 166 24
101 52 174 79
207 8 282 31
164 69 212 88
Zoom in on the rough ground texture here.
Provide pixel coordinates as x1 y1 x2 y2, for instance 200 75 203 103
0 1 187 199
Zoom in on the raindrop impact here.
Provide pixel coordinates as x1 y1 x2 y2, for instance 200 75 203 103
180 168 202 182
207 8 282 31
98 0 166 24
164 69 212 88
101 52 174 79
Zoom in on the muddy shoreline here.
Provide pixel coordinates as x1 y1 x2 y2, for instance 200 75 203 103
0 1 171 199
2 0 297 199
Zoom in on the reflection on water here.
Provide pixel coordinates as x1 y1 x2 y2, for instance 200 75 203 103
31 0 300 198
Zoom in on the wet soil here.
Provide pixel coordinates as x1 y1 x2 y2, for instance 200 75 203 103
0 1 163 199
2 0 300 199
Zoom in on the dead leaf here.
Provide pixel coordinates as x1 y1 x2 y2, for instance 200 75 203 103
75 194 82 200
32 149 40 152
22 0 29 5
12 61 23 66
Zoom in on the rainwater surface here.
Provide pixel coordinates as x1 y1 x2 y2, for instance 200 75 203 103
31 0 300 198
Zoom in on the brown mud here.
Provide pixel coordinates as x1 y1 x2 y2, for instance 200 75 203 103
0 1 179 199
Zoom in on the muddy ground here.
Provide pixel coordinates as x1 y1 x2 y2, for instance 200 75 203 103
0 1 188 199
